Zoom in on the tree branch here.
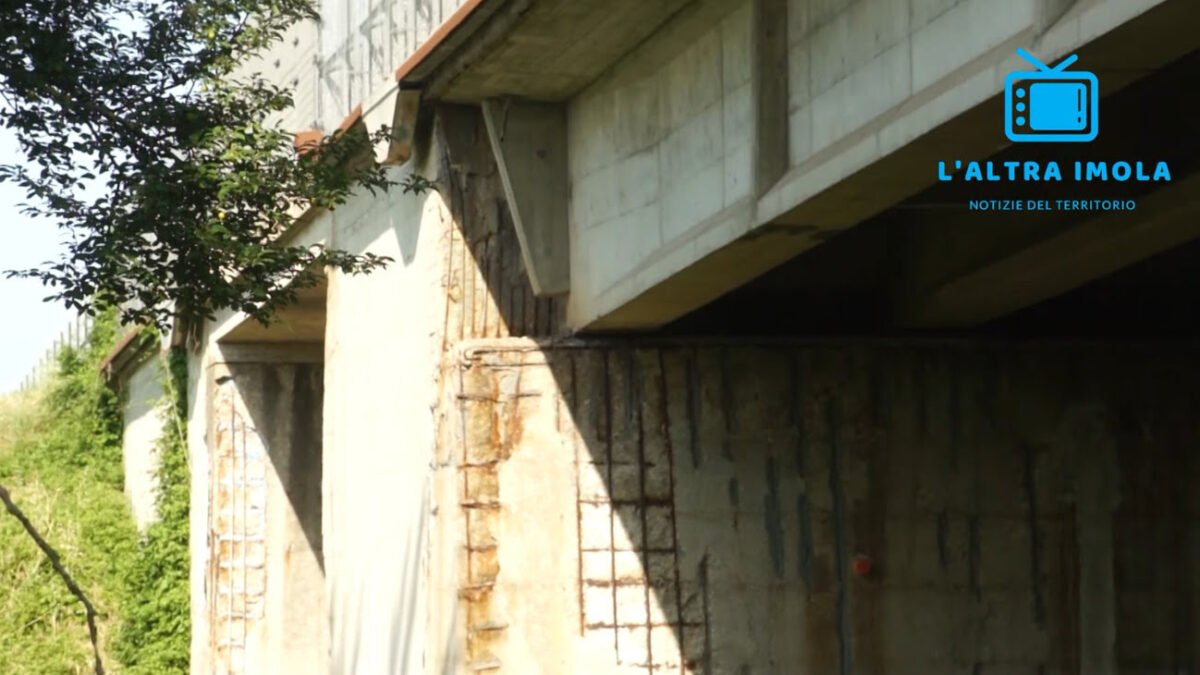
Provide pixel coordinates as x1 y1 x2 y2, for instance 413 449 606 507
0 483 105 675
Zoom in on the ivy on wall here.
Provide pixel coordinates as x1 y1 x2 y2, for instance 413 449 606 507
115 340 192 674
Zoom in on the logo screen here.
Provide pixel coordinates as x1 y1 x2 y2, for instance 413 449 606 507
1005 49 1098 143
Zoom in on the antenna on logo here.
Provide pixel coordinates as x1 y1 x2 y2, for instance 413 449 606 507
1005 49 1098 143
1016 47 1079 73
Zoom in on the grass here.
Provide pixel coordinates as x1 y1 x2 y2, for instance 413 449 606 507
0 319 138 674
1 317 191 674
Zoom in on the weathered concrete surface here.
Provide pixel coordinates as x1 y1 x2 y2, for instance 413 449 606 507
239 19 321 134
259 362 326 675
187 101 567 674
414 0 695 104
564 0 1192 330
317 105 573 675
121 354 166 531
240 0 1197 335
181 14 1200 667
481 98 570 296
205 361 271 675
439 337 1200 674
203 353 326 675
187 340 212 674
239 0 473 134
566 0 757 330
437 104 569 338
221 284 328 344
318 0 471 130
319 165 445 675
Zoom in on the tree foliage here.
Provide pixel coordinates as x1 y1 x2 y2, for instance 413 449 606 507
0 0 395 329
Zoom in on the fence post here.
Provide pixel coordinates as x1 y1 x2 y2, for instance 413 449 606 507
13 312 99 393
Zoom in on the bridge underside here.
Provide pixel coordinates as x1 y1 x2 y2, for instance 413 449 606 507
392 0 1199 335
671 46 1200 336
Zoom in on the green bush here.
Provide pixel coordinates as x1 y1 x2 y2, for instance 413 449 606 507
0 310 136 674
114 345 191 674
0 314 191 674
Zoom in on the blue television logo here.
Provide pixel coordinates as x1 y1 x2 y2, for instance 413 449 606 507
1005 48 1098 143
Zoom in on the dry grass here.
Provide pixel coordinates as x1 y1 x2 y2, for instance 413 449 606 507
0 481 99 674
0 380 133 674
0 387 43 454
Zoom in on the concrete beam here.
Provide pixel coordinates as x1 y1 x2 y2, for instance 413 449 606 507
414 0 692 103
481 98 570 296
384 88 422 165
751 0 789 197
571 0 1197 331
896 174 1200 327
587 220 818 331
212 343 325 365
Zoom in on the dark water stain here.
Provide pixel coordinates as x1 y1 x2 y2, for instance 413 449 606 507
699 553 713 675
686 351 702 469
1023 443 1046 625
968 515 981 600
791 354 807 477
729 477 741 529
936 510 949 569
720 349 736 461
828 398 851 675
764 457 784 577
798 493 814 589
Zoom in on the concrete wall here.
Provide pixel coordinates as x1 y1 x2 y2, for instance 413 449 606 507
205 359 271 674
240 19 322 133
188 342 212 673
237 0 474 133
440 338 1200 674
121 354 166 531
318 104 567 674
316 0 470 130
185 95 564 675
319 155 446 675
176 158 450 674
259 362 326 675
182 95 1200 673
202 354 327 675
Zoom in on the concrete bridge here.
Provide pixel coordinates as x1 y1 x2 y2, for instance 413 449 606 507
379 0 1199 333
103 1 1200 673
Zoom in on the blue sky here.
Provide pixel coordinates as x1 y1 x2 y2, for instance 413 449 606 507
0 128 74 394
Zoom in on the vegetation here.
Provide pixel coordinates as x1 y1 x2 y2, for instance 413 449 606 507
2 1 438 669
0 312 134 674
0 0 441 670
0 314 192 674
1 0 394 331
113 343 191 674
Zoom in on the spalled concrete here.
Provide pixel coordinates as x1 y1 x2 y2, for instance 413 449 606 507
176 105 1200 673
168 3 1200 669
439 338 1200 674
203 349 327 675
